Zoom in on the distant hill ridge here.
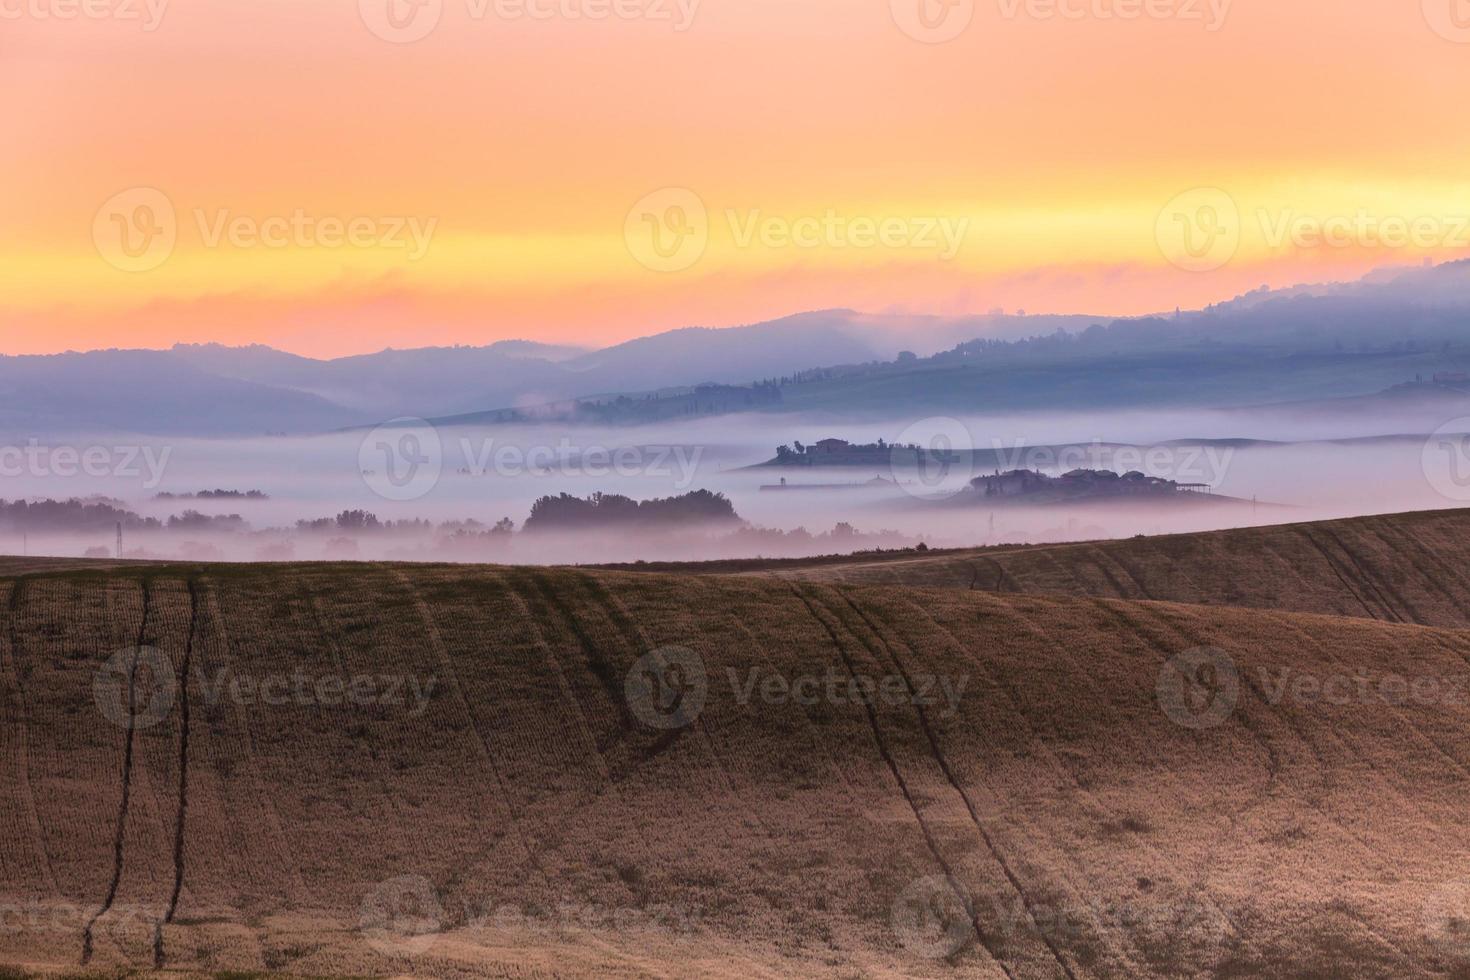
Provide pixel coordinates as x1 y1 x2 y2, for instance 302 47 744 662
10 260 1470 434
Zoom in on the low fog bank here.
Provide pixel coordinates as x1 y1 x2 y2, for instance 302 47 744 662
1 405 1466 564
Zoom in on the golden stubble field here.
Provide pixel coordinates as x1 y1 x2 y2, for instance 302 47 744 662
3 545 1470 977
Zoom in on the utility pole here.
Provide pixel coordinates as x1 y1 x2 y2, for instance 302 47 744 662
116 522 123 560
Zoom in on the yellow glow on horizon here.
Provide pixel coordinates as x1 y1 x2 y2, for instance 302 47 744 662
5 0 1470 355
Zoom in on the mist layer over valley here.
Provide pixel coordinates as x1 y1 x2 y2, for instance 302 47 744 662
5 402 1466 564
11 265 1470 564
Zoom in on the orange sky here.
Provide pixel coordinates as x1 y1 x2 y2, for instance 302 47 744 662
4 0 1470 357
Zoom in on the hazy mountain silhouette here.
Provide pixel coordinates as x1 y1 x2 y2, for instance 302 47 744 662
11 261 1470 435
0 350 357 436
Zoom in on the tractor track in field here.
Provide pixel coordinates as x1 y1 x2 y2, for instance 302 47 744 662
153 576 199 968
788 583 1020 980
506 569 636 740
3 577 60 898
1298 531 1388 621
1317 526 1418 624
82 576 151 965
490 569 613 785
1375 521 1470 624
836 592 1084 980
391 569 556 890
902 591 1248 960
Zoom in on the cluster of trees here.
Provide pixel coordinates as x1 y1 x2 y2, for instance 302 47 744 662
0 497 159 532
524 490 740 532
156 488 269 500
293 511 516 535
0 496 524 544
721 522 911 550
167 510 248 531
775 438 928 461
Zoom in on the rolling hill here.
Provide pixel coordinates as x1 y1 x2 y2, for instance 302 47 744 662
3 553 1470 977
712 508 1470 630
